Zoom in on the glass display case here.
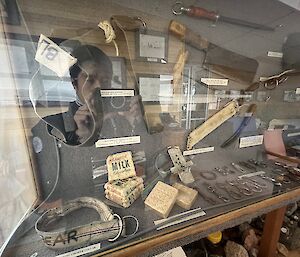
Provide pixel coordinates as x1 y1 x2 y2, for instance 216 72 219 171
0 0 300 256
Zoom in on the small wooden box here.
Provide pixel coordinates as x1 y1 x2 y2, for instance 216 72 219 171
144 181 178 218
172 183 198 210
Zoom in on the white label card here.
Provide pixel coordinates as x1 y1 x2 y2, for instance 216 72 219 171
35 34 77 77
267 51 283 58
56 243 101 257
101 90 134 97
200 78 228 86
95 136 140 148
183 147 214 156
287 131 300 137
239 135 264 148
296 88 300 94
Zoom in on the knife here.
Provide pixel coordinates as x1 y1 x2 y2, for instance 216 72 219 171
172 2 274 31
169 20 258 84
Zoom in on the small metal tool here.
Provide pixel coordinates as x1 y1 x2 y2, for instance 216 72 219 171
236 178 263 192
239 161 257 170
260 174 282 186
193 187 218 205
231 162 247 173
215 167 229 176
248 159 267 168
203 182 230 202
216 182 242 200
246 178 268 188
227 180 253 196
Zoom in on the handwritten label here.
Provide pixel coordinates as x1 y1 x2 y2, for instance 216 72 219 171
95 136 140 148
267 51 283 58
296 88 300 94
201 78 228 86
56 243 101 257
35 34 77 77
239 135 264 148
183 147 214 156
287 131 300 137
101 90 134 97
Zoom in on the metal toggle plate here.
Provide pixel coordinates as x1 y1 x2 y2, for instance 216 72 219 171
168 146 194 184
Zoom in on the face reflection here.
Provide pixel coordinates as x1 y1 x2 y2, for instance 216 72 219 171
75 60 112 106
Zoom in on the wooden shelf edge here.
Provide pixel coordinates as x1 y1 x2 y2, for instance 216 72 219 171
96 187 300 257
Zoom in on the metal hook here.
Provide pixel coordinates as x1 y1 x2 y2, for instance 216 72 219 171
134 16 147 30
108 214 123 242
172 2 190 15
122 215 139 237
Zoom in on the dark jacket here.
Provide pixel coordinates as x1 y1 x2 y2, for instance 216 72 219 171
31 102 162 201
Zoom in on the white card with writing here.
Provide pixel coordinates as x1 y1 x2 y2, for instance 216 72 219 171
35 34 77 77
101 90 135 97
95 136 140 148
183 147 215 156
200 78 228 86
106 151 136 182
239 135 264 148
296 88 300 94
56 243 101 257
267 51 283 58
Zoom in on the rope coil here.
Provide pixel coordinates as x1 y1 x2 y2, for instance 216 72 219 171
98 20 119 56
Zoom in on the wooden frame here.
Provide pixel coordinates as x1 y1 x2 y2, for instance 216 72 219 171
0 0 21 25
136 30 168 64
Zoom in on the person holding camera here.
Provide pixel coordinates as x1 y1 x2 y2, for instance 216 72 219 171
31 44 150 201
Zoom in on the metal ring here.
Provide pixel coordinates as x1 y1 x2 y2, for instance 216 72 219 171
108 214 123 242
172 2 184 15
110 96 126 109
154 150 171 178
122 215 139 237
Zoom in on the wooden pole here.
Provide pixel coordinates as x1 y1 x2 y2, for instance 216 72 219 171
258 206 287 257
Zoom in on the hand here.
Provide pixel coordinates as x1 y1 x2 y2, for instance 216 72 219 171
73 105 94 143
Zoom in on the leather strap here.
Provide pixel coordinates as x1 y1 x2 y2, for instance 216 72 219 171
187 100 239 150
35 197 124 249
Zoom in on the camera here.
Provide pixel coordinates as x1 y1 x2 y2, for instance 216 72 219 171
100 89 136 113
102 95 132 113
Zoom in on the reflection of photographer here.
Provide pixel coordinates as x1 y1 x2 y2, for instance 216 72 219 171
31 45 146 201
41 45 143 146
69 45 143 144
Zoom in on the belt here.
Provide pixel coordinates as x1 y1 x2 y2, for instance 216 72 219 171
35 197 138 249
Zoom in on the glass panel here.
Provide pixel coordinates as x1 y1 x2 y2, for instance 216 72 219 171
0 0 299 256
